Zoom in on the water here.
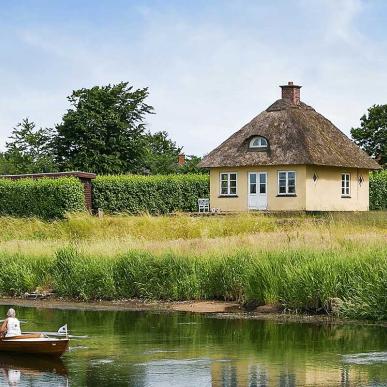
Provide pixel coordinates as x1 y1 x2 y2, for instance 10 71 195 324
0 305 386 386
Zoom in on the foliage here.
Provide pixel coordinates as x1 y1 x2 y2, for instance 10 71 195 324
3 83 202 174
351 104 387 168
178 155 207 174
369 170 387 210
142 131 182 174
0 154 19 175
54 82 154 174
92 174 209 214
0 177 85 219
52 248 115 300
0 246 385 320
3 118 56 173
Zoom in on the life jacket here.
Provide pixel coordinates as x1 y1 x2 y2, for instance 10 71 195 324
6 317 21 337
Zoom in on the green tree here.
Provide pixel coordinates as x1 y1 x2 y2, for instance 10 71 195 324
54 82 153 174
0 153 18 174
143 131 182 174
178 155 207 174
351 104 387 168
4 118 56 173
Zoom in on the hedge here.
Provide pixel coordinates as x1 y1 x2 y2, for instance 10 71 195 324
0 177 85 219
92 174 210 214
369 170 387 210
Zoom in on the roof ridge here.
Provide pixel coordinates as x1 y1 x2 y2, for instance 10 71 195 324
266 99 315 112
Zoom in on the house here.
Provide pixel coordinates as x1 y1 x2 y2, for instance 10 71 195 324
199 82 381 212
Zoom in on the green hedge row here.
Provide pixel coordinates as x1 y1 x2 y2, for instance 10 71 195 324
370 170 387 210
0 177 85 219
0 171 383 218
92 174 209 214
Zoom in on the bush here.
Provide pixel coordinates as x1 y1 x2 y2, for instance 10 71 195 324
0 177 85 219
92 174 209 214
370 170 387 210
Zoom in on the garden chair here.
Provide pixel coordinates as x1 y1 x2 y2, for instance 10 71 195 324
198 198 210 213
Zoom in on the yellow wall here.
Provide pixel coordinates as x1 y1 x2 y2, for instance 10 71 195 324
210 165 306 212
209 165 370 212
305 166 369 211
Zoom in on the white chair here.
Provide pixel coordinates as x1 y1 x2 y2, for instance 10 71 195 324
198 198 210 212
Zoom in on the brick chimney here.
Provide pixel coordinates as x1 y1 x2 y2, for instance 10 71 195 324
178 153 185 166
280 81 301 105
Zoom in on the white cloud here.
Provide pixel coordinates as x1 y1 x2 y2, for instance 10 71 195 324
0 0 386 157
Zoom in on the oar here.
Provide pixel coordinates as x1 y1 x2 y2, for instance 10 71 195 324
23 331 88 339
45 332 88 339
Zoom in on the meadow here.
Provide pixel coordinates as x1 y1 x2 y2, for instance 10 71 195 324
0 212 385 320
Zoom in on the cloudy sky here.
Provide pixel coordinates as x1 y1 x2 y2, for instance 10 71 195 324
0 0 386 156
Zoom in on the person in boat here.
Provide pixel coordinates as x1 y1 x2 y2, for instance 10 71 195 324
0 308 21 338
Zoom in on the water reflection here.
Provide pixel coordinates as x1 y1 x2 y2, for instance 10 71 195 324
0 305 385 386
0 354 68 386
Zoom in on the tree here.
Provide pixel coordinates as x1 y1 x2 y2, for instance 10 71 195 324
4 118 56 173
142 131 182 174
54 82 153 174
178 155 207 174
351 105 387 168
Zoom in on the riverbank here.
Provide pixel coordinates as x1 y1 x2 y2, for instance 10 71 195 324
0 212 385 321
0 246 386 320
1 297 386 327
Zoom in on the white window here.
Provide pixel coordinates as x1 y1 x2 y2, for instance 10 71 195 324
341 173 350 197
220 172 237 196
278 171 296 195
249 136 268 149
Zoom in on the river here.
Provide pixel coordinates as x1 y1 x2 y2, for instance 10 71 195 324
0 305 385 386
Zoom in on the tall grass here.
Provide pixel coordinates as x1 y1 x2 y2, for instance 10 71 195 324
0 212 385 320
0 212 384 242
0 246 385 320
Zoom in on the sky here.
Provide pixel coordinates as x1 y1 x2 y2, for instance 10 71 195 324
0 0 386 156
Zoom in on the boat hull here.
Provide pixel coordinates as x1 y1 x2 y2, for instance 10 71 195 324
0 336 69 358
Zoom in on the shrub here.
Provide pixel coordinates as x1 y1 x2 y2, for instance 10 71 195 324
370 170 387 210
92 174 209 214
0 177 85 219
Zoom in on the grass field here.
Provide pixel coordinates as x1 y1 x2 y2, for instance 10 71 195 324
0 212 385 320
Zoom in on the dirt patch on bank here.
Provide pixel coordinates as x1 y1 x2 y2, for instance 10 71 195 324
0 297 241 314
0 297 384 326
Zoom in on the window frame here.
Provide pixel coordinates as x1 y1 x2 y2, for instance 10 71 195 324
249 136 268 149
219 172 238 196
277 171 297 196
341 173 351 197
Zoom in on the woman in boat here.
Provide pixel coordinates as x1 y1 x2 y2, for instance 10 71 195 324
0 308 21 338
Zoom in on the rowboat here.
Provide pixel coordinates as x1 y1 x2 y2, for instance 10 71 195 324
0 334 69 358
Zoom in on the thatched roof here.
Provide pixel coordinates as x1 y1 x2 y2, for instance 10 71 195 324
199 92 381 170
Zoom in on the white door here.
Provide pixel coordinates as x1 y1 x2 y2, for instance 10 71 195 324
248 172 267 210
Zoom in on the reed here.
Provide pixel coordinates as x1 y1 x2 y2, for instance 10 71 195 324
0 212 385 319
0 244 385 320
